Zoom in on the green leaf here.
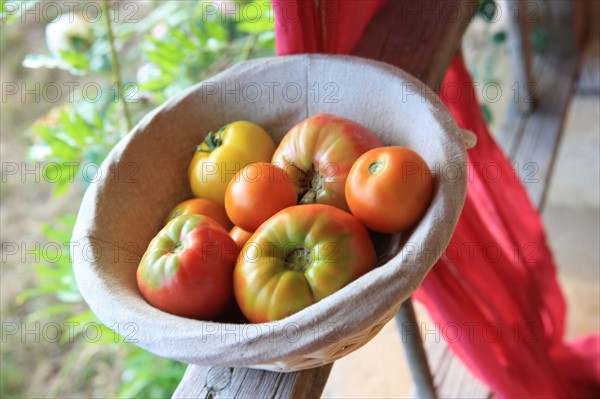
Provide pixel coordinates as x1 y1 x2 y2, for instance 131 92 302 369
57 50 90 72
26 303 73 322
16 288 39 305
477 0 496 22
191 25 208 45
89 323 124 345
64 310 95 327
492 31 507 44
168 28 197 51
204 20 228 42
139 79 171 92
1 0 38 25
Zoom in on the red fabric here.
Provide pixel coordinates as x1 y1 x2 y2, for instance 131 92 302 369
272 1 600 397
274 0 384 54
416 56 600 398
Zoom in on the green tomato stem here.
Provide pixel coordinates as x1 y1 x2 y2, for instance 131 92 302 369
285 247 312 273
298 163 324 204
198 127 224 153
169 241 184 254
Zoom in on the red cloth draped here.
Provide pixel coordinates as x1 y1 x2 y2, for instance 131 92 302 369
272 1 600 397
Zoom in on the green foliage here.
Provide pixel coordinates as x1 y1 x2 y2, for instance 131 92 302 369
119 350 188 398
15 1 276 396
469 0 507 125
477 0 497 22
1 0 38 25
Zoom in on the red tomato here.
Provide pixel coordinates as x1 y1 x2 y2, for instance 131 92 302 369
229 226 253 251
234 204 377 323
224 162 297 232
137 215 238 319
272 113 383 212
166 198 233 230
345 146 433 233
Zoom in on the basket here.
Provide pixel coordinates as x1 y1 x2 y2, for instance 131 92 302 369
71 54 472 372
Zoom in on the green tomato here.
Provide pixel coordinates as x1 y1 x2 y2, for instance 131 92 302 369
233 204 377 323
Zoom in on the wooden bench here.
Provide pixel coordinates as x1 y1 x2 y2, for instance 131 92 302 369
173 0 586 397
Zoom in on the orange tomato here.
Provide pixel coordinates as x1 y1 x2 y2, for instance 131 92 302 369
229 226 253 250
225 162 297 232
345 146 433 233
166 198 233 231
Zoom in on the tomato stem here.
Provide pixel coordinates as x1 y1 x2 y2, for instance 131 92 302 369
368 160 384 175
299 164 323 204
285 247 312 273
198 127 224 153
169 241 184 254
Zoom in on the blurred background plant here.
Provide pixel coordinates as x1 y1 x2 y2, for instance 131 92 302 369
1 1 274 397
466 0 551 127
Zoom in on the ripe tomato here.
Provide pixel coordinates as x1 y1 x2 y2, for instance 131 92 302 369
272 113 383 212
345 146 433 233
224 162 297 232
189 121 276 205
233 204 377 323
137 214 238 319
166 198 233 230
229 226 253 250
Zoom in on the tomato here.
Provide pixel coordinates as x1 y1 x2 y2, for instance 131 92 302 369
345 146 433 233
233 204 377 323
272 113 383 212
166 198 233 230
137 214 238 319
224 162 297 232
189 121 276 205
230 226 253 250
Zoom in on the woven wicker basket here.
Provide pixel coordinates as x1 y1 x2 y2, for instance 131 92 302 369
72 54 472 372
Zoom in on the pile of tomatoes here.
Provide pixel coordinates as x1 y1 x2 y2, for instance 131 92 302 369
137 114 433 323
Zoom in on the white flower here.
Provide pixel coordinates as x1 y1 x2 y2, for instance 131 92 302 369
45 13 94 57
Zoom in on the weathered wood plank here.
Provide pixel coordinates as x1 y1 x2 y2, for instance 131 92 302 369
506 0 537 113
395 301 437 398
496 54 548 155
509 52 579 210
173 364 332 399
353 0 480 89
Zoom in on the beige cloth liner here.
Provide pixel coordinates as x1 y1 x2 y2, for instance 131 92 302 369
72 54 470 372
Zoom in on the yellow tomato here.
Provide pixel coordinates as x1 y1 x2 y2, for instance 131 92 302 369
188 121 276 205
